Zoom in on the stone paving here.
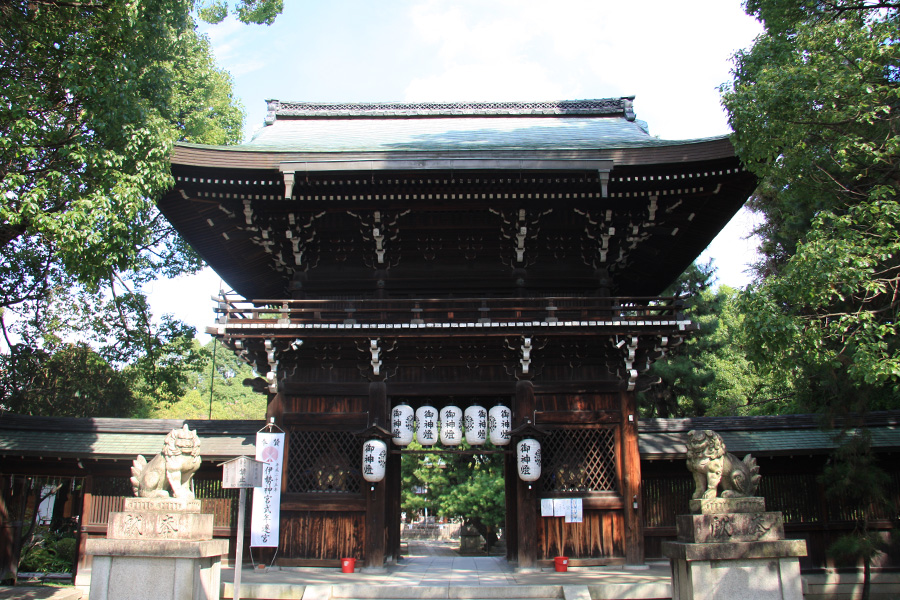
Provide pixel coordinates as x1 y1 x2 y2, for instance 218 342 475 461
0 586 83 600
224 540 674 599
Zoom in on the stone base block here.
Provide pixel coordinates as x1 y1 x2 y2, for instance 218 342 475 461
662 539 807 562
689 497 766 515
123 498 201 513
85 538 228 600
109 511 214 541
677 512 784 544
669 557 803 600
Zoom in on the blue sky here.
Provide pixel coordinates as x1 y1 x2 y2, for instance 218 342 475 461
148 0 765 337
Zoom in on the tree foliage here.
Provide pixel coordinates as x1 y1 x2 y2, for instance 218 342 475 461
723 1 899 583
0 343 138 417
0 0 282 413
401 443 505 552
639 262 796 418
139 340 267 420
721 0 900 411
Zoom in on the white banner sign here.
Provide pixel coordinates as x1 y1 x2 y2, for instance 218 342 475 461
250 432 284 547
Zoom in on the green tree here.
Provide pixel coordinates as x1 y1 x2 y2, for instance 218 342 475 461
0 0 283 412
820 431 891 600
639 262 795 418
0 343 138 417
139 339 267 420
722 1 898 588
401 442 506 552
721 0 900 411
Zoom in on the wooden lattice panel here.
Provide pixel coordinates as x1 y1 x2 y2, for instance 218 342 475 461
286 431 362 494
542 428 619 493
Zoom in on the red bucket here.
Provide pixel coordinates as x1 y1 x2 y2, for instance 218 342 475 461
554 556 568 572
341 557 356 573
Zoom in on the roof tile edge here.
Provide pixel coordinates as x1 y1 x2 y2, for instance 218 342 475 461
264 98 637 124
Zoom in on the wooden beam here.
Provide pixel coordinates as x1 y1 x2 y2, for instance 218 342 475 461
279 380 626 397
280 496 366 512
535 410 621 424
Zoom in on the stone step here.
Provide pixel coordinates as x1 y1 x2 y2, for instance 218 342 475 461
222 584 580 600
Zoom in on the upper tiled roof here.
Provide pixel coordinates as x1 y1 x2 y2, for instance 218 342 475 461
233 98 725 154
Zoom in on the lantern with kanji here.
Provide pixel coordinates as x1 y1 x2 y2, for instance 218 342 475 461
516 439 541 484
439 405 462 446
391 403 414 446
489 404 512 446
464 404 488 445
362 439 387 485
415 405 438 446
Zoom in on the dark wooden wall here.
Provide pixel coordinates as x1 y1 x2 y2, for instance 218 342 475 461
641 455 900 569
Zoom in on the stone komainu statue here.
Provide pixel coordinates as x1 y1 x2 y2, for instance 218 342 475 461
131 424 201 499
686 429 760 500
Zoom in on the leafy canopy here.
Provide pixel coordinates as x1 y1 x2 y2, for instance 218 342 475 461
0 0 282 413
722 0 900 410
401 441 505 552
639 262 797 418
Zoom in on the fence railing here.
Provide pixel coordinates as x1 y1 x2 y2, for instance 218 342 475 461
211 295 688 329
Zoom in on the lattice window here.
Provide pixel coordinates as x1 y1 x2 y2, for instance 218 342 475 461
287 431 362 494
542 428 619 493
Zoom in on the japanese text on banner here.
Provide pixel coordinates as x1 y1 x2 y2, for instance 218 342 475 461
251 432 284 547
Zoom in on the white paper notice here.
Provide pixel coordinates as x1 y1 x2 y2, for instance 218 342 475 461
553 498 568 517
250 431 284 547
564 498 583 523
540 499 554 517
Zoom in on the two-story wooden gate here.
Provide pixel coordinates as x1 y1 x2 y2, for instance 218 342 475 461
160 98 756 568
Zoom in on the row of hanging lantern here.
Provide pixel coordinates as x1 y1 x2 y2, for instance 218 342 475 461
360 403 541 488
390 403 511 447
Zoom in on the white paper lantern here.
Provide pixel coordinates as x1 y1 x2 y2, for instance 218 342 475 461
440 405 463 446
464 405 488 445
415 405 438 446
516 439 542 483
489 404 512 446
362 439 387 483
391 404 414 446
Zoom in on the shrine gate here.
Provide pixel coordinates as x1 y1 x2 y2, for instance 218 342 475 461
159 99 756 568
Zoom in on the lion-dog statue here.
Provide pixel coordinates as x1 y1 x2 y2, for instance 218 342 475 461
130 424 202 499
686 429 760 500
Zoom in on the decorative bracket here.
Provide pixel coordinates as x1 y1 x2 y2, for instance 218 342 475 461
369 339 382 376
356 338 397 380
283 171 295 200
264 338 279 393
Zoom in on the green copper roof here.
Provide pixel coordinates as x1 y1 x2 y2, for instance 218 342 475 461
236 99 725 153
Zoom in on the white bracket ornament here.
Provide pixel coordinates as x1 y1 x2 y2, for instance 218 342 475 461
623 336 639 391
264 338 279 393
369 339 382 376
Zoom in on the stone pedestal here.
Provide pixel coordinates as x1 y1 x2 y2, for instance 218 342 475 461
81 498 229 600
662 498 807 600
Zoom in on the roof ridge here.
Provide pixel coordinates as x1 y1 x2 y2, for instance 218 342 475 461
0 412 264 434
264 98 636 124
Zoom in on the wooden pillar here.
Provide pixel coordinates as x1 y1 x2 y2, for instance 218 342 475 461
514 379 538 569
385 445 402 564
504 450 518 562
364 381 388 570
619 390 644 565
75 474 93 585
0 474 19 581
